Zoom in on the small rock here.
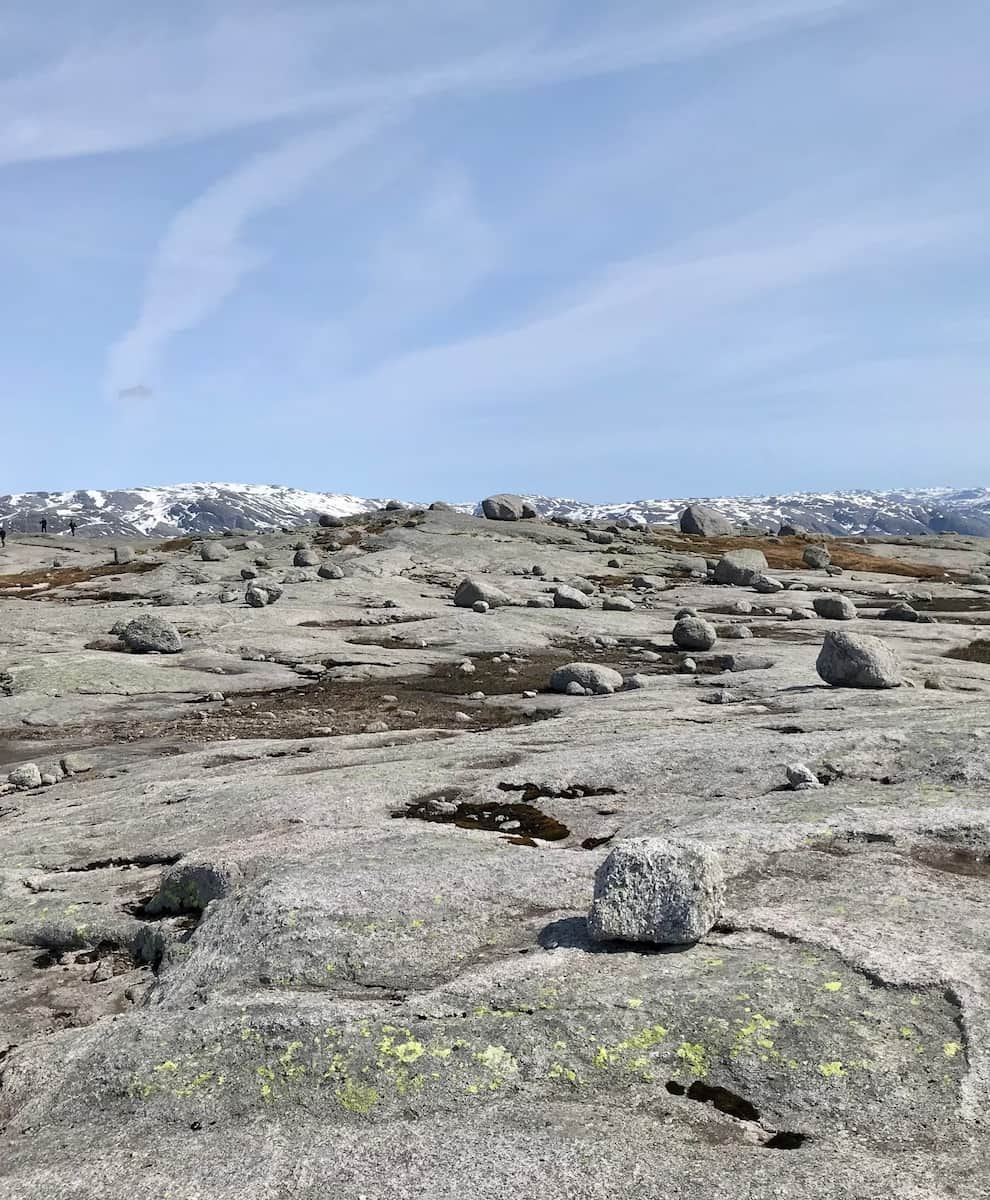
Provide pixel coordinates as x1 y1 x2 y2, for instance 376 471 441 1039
454 579 512 609
293 548 319 568
121 615 182 654
200 542 230 562
816 631 903 689
522 690 538 699
244 585 270 608
672 617 717 651
751 574 784 594
813 596 857 621
679 658 698 674
318 563 345 580
112 546 134 565
879 602 919 622
9 763 43 790
219 587 240 604
60 754 95 775
240 567 258 580
588 837 725 945
553 585 592 610
550 662 624 695
802 546 831 569
603 596 634 612
786 763 823 790
725 624 753 639
453 712 473 723
674 607 699 620
472 600 490 614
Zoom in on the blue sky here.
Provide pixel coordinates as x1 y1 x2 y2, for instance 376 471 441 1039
1 0 988 501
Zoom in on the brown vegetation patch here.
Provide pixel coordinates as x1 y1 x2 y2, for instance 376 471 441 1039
153 537 196 552
646 534 950 580
0 560 159 599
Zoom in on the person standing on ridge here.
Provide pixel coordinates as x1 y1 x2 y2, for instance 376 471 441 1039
69 519 77 537
0 526 6 548
40 517 48 534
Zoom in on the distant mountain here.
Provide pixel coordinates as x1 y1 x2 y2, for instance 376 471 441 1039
0 483 385 538
519 487 990 537
2 482 990 539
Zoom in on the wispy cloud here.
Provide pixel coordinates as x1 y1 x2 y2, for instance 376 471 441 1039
0 0 871 166
104 113 390 399
336 211 976 407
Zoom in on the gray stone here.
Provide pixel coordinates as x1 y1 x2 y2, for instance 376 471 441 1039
8 763 43 790
472 600 490 614
318 564 345 581
200 542 230 562
112 546 133 565
813 596 857 621
549 662 624 695
526 596 554 608
586 530 614 545
121 615 182 654
713 549 769 586
454 579 512 609
240 567 258 580
293 548 319 568
553 586 592 610
244 585 270 608
565 577 596 595
588 837 725 945
672 616 717 651
481 494 530 521
674 607 699 620
60 754 95 775
725 624 753 639
803 545 831 569
319 515 345 528
219 587 240 604
679 504 736 537
786 763 823 790
879 602 919 622
603 596 634 612
817 630 903 689
751 574 784 594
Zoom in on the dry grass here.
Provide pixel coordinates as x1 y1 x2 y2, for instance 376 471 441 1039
153 536 196 553
647 534 951 580
0 560 159 597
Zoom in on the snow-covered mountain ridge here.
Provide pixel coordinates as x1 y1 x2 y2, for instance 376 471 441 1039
3 482 990 538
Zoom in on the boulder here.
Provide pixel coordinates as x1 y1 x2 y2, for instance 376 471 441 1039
318 564 345 581
454 579 512 609
751 574 784 594
240 567 258 580
60 754 95 776
553 586 592 610
293 548 320 568
549 663 624 695
778 522 803 536
603 596 634 612
112 546 133 565
588 837 725 945
8 763 43 791
879 602 919 622
803 545 831 569
318 515 345 528
121 615 182 654
713 550 768 586
786 763 823 790
672 616 717 651
679 504 736 537
472 600 490 614
816 631 903 689
725 624 753 639
244 585 270 608
219 587 239 604
586 530 614 545
565 577 596 596
481 494 530 521
813 596 857 621
200 542 230 562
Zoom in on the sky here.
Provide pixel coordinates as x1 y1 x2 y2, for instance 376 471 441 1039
1 0 988 502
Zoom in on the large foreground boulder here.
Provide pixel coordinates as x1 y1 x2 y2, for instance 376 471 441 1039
454 579 512 608
588 837 725 945
816 631 902 688
121 615 182 654
293 548 319 567
481 494 536 521
714 549 768 586
679 504 735 537
549 663 624 695
200 542 230 562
